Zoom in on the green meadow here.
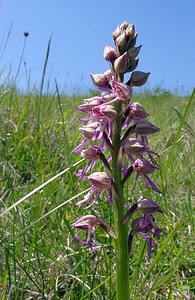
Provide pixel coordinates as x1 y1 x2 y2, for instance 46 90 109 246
0 80 194 299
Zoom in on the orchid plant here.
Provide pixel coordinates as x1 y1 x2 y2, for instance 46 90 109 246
72 21 164 299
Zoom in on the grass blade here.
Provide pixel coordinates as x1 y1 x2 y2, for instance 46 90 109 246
0 159 84 217
136 218 184 295
162 88 195 183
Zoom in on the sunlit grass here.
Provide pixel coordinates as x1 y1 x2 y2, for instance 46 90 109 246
0 83 194 299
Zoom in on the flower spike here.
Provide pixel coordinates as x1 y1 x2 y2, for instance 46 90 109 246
72 21 164 284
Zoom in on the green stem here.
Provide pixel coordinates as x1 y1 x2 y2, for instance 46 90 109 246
112 103 130 300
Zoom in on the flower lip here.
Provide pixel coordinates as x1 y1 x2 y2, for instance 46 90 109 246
92 103 117 120
131 214 164 257
112 81 132 102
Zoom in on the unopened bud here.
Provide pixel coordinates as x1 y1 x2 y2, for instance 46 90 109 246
114 52 129 73
128 32 138 48
129 71 150 87
90 73 108 87
120 21 129 30
115 31 127 50
133 119 160 135
112 25 121 40
127 45 142 60
103 45 118 61
127 58 139 72
125 24 135 38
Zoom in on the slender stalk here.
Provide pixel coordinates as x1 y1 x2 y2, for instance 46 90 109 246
37 35 52 133
7 33 27 132
112 102 130 299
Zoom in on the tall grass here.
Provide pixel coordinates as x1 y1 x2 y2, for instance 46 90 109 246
0 80 194 299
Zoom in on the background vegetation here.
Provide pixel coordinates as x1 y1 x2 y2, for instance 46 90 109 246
0 74 194 299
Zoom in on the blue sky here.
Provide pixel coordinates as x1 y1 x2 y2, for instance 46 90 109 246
0 0 195 95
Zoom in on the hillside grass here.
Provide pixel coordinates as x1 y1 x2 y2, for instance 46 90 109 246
0 85 194 299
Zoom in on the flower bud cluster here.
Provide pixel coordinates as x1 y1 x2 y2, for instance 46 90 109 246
72 21 164 256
